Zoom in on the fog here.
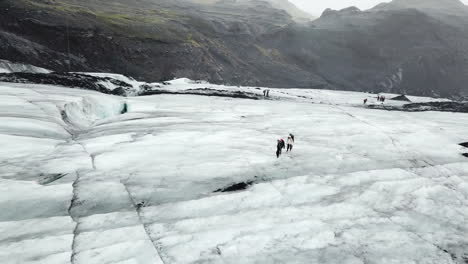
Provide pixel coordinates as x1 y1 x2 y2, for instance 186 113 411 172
289 0 468 16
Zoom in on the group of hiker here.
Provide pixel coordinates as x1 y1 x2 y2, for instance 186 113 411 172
377 95 386 103
363 95 386 104
276 133 295 158
263 89 271 97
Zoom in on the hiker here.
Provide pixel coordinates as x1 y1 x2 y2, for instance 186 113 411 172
377 95 380 101
266 89 270 97
382 96 386 103
263 90 266 97
364 98 368 104
276 139 285 158
287 136 294 152
289 133 295 143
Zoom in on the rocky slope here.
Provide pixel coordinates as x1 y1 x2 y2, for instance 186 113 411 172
1 0 468 97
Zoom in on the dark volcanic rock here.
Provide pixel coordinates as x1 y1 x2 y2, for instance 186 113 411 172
391 95 412 102
0 72 131 95
403 102 468 112
214 181 254 193
368 101 468 113
141 88 260 100
38 173 67 185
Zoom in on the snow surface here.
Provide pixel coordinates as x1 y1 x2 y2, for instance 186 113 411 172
0 60 51 74
76 72 161 96
0 80 467 264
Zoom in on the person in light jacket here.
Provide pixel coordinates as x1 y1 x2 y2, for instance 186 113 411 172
287 136 294 152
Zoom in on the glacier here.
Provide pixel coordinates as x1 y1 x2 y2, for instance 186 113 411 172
0 60 51 74
0 79 467 264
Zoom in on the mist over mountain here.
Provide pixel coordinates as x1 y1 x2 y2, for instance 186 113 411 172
1 0 468 97
373 0 467 13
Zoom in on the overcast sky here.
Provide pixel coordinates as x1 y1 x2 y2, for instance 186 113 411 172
289 0 468 16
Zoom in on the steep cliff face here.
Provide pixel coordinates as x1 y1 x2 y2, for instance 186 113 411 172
1 0 468 97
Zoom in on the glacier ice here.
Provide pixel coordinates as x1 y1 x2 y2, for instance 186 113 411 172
0 59 51 74
0 80 467 264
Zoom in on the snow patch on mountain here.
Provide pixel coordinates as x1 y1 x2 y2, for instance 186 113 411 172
0 59 51 74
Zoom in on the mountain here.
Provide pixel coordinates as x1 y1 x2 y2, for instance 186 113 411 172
0 0 307 85
216 0 315 21
281 0 468 97
175 0 314 21
373 0 467 14
1 0 468 97
251 0 315 22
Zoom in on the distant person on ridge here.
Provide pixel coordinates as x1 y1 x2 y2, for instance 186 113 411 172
263 90 267 97
266 89 270 97
276 139 285 158
364 98 368 104
287 136 294 152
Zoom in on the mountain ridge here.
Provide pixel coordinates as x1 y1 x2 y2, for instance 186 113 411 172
2 0 468 97
373 0 466 11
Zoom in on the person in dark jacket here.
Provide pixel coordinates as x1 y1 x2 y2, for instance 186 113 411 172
276 139 285 158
